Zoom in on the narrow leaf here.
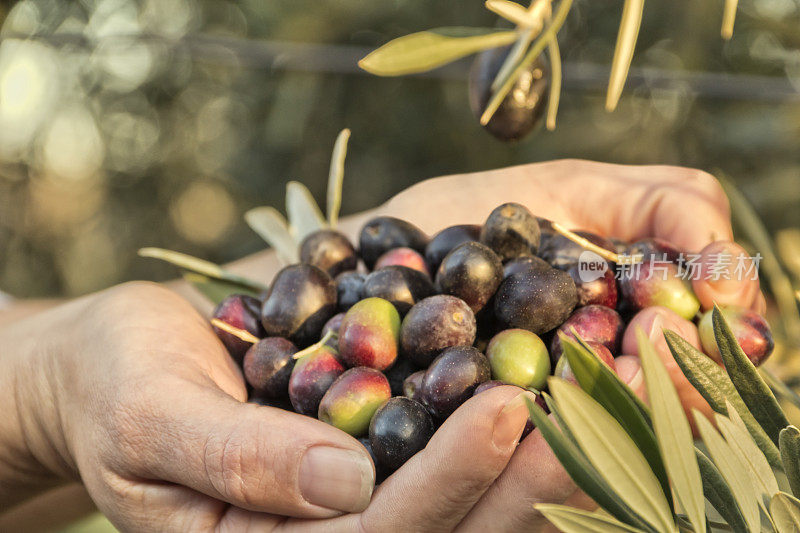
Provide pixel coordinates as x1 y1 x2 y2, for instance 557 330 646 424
664 329 782 466
245 206 299 264
183 273 261 305
694 411 761 533
485 0 536 27
771 492 800 533
359 28 518 76
713 305 789 445
606 0 644 111
549 379 676 532
286 181 327 243
535 504 647 533
138 248 267 292
636 330 705 533
545 31 562 131
695 448 749 533
717 401 779 499
721 0 738 39
562 337 671 508
326 128 350 227
491 28 534 92
526 398 651 530
780 426 800 498
480 0 572 125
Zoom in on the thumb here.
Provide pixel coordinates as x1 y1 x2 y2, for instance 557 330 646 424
115 378 375 519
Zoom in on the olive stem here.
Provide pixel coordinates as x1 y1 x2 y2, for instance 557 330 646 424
490 27 535 92
210 318 261 344
550 222 641 264
292 330 337 360
721 0 738 39
545 24 562 130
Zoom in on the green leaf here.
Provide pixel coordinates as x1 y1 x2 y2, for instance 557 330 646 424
358 28 518 76
183 273 261 305
636 329 705 533
562 336 671 508
716 401 779 500
525 398 652 530
605 0 644 111
244 206 299 264
545 30 562 130
326 128 350 227
713 305 789 446
138 248 267 292
694 411 761 533
771 492 800 533
485 0 536 27
695 448 749 533
664 330 782 466
549 379 676 532
535 504 647 533
286 181 327 243
780 426 800 498
480 0 572 125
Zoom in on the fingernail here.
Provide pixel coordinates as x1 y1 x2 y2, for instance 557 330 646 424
299 446 375 513
493 392 535 450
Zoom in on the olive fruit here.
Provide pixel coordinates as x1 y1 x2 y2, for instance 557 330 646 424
321 312 344 348
425 224 481 272
335 271 366 312
384 356 417 397
436 241 503 314
480 203 541 260
400 295 477 367
299 229 358 278
243 337 297 398
555 342 616 384
338 297 401 370
211 294 264 365
420 346 490 420
566 264 618 308
618 261 700 320
550 305 624 362
288 345 345 416
503 256 551 279
627 237 683 265
318 367 391 437
403 370 426 403
261 264 337 347
697 306 774 366
375 247 429 276
538 231 616 270
362 266 435 315
469 45 549 142
494 266 578 334
359 216 429 269
487 329 551 389
369 397 435 472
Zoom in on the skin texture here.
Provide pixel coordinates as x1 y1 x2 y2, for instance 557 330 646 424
0 160 765 532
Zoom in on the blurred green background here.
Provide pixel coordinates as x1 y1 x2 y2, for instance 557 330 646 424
1 0 799 299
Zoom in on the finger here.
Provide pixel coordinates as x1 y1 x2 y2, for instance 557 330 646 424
111 379 375 519
312 386 534 533
458 356 645 531
691 241 762 312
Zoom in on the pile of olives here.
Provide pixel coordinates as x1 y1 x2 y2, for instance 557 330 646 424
211 202 774 478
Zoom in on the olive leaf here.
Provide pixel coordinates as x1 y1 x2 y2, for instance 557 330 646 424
327 128 350 227
183 273 261 305
780 426 800 498
138 248 267 292
286 181 328 243
549 379 676 532
485 0 536 28
664 330 782 466
525 398 652 530
545 31 562 131
480 0 572 125
358 28 518 76
562 336 671 508
244 206 299 264
713 305 789 445
721 0 738 39
694 411 761 533
636 329 705 533
605 0 643 111
534 505 647 533
772 492 800 533
695 448 750 533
